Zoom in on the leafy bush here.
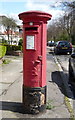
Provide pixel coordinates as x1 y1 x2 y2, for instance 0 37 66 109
18 38 23 46
6 45 22 51
0 38 8 45
0 45 7 58
72 35 75 45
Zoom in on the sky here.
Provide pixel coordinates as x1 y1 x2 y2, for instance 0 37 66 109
0 0 74 25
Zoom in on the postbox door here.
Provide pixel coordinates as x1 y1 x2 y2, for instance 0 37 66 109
23 24 46 88
23 32 43 88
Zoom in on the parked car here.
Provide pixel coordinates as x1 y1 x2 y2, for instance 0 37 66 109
69 49 75 85
48 41 55 47
54 41 72 55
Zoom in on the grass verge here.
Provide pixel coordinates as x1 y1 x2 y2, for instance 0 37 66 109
65 96 75 120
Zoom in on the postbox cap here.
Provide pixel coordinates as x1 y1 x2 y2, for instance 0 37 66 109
18 10 52 22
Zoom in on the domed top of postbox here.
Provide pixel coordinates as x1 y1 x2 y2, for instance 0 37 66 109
18 11 52 23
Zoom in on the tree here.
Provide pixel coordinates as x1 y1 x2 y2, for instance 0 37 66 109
2 16 17 44
62 1 75 43
47 17 69 42
48 1 75 44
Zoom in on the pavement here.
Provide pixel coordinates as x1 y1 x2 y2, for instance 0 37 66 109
0 49 75 119
48 46 75 118
47 47 75 115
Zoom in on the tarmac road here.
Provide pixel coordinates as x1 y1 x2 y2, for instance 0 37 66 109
0 52 71 119
54 53 75 117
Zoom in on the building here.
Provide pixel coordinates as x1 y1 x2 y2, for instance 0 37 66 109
0 16 23 45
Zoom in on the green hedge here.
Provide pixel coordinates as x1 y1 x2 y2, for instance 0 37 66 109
6 45 22 51
0 45 7 58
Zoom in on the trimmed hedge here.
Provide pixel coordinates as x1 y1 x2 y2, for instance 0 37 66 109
6 45 22 51
0 45 7 58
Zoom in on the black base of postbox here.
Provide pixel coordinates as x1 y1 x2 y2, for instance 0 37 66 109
23 85 47 114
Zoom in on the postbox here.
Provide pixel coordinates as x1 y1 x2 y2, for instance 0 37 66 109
18 11 52 114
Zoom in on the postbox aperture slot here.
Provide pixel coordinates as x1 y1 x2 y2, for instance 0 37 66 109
26 35 35 50
25 27 37 31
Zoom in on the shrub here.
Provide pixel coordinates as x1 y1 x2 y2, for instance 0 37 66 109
71 35 75 45
6 45 22 51
0 38 8 45
18 38 23 46
0 45 7 58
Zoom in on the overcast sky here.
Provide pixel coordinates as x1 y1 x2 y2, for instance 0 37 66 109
0 0 74 25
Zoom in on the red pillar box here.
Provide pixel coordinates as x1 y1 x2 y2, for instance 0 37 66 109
18 11 52 114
